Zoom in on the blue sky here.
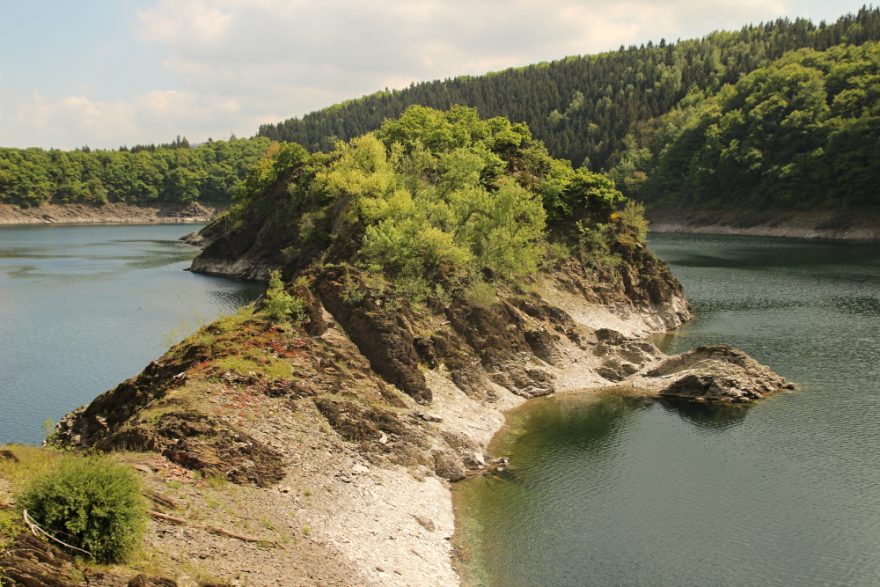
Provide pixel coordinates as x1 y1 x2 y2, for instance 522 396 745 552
0 0 871 149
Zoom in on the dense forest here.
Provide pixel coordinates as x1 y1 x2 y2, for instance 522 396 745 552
611 42 880 210
258 7 880 177
0 137 272 207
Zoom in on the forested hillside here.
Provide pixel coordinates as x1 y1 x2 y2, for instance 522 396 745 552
6 8 878 214
612 42 880 210
258 7 880 175
0 137 273 207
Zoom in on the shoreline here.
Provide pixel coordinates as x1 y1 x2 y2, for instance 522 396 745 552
43 276 692 586
446 304 686 587
647 208 880 242
5 202 877 242
0 202 221 226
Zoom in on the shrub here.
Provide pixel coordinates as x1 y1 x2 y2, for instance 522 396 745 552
19 456 146 563
617 200 649 243
263 269 305 324
463 280 497 309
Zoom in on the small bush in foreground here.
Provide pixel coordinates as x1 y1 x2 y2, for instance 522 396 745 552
19 455 146 563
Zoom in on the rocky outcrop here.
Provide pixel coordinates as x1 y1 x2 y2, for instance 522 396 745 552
56 345 213 448
594 328 662 381
314 268 431 403
633 345 794 402
105 412 286 487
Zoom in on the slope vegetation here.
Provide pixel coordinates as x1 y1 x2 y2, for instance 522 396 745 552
258 8 880 174
610 42 880 219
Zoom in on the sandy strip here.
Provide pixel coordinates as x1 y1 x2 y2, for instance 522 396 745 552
648 208 880 242
0 202 219 225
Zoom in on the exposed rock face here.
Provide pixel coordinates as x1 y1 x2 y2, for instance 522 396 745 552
55 343 221 451
106 413 286 487
0 202 218 227
444 298 558 399
314 268 431 403
594 328 662 381
550 249 692 335
635 345 794 402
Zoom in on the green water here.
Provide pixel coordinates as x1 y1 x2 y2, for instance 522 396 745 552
0 224 262 445
456 233 880 586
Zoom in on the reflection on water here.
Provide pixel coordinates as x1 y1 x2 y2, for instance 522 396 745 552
0 224 262 444
457 233 880 587
657 397 750 431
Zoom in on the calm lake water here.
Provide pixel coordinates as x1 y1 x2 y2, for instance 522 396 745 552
456 233 880 586
0 224 261 445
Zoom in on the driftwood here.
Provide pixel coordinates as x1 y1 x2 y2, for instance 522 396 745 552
22 509 94 559
147 510 186 525
147 510 276 546
205 526 272 544
145 490 180 511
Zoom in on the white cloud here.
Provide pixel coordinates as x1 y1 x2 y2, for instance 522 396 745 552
1 89 253 149
7 0 795 148
136 0 233 45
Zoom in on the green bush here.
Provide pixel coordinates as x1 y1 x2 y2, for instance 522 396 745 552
617 200 649 243
263 269 305 324
19 456 146 563
463 280 497 309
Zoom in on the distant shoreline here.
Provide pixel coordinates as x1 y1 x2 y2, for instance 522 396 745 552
647 208 880 243
0 202 222 226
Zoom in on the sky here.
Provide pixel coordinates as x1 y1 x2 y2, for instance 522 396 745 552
0 0 870 149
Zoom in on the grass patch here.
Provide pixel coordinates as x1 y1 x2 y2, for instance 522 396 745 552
463 280 497 309
0 445 66 493
213 354 292 380
204 473 228 491
0 507 22 549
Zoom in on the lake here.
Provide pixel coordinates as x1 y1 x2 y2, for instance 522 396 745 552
456 233 880 586
0 224 261 445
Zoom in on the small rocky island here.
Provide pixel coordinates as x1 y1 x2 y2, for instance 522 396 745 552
2 108 789 586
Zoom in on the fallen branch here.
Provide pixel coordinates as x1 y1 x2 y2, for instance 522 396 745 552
22 509 94 560
205 526 272 544
145 490 179 511
148 510 276 546
148 510 186 525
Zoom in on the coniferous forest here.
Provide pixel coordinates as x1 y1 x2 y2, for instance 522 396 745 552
259 7 880 211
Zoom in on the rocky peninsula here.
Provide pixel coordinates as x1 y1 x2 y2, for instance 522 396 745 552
1 108 790 586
